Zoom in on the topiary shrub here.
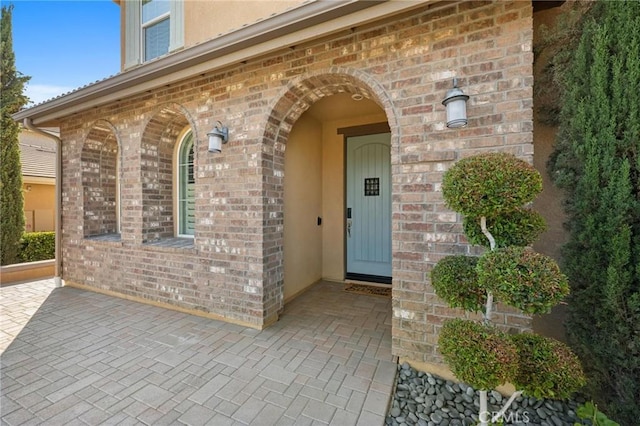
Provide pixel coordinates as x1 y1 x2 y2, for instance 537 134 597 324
435 152 585 426
463 208 546 248
510 333 586 400
442 152 542 218
439 319 518 391
18 232 55 262
477 247 570 314
430 255 485 312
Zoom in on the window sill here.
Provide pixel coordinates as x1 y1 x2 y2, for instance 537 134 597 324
85 233 122 243
143 237 195 250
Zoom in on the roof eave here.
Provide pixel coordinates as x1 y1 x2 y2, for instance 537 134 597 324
15 0 430 126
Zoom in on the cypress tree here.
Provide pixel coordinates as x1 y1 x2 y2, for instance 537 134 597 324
0 5 30 265
549 1 640 424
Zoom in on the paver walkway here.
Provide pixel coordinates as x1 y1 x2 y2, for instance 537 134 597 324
0 279 56 353
1 280 396 425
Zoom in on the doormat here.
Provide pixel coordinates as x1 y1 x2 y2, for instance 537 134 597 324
344 283 391 298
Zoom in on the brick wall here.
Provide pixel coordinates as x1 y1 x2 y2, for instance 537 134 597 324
59 1 534 362
82 122 119 237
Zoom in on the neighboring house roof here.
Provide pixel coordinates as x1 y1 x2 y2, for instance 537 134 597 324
12 0 426 127
19 128 57 179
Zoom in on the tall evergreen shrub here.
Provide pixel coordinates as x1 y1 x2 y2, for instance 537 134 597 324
548 2 640 424
1 5 30 265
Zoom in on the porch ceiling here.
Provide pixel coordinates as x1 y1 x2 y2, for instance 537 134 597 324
305 94 383 122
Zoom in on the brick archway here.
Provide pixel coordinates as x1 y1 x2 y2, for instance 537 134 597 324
266 70 398 147
260 69 398 319
139 103 196 242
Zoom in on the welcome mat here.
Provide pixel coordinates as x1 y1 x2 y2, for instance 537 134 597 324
344 283 391 298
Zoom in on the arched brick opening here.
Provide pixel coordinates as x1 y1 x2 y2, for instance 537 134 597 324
82 120 120 237
140 103 194 242
261 69 398 318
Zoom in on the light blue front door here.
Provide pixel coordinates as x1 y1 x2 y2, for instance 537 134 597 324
346 133 392 282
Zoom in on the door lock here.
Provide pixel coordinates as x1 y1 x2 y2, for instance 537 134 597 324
347 219 352 238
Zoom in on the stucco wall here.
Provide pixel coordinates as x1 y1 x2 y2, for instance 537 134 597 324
119 0 303 70
184 1 302 48
531 5 569 342
284 113 323 300
59 1 534 364
23 183 55 232
531 7 567 261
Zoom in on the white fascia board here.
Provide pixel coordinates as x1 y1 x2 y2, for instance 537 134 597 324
16 0 431 126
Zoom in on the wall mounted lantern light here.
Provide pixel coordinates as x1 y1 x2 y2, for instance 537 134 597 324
207 121 229 153
442 78 469 128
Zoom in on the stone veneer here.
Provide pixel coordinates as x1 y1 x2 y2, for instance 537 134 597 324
59 1 534 364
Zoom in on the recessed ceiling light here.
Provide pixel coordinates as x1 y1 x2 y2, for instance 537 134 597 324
351 93 364 101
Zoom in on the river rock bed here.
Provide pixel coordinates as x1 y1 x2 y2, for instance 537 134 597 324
386 363 587 426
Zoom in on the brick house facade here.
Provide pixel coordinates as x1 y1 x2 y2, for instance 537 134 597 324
17 1 538 365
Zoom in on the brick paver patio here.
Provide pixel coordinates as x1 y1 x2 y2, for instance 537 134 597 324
0 280 395 425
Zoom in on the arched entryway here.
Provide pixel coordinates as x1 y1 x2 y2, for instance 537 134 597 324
260 71 397 306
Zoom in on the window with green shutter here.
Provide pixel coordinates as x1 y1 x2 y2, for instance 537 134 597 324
178 131 195 236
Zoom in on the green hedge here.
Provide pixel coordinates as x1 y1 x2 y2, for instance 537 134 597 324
18 232 55 262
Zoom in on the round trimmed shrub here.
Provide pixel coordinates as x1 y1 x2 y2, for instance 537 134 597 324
510 333 586 399
442 153 543 217
439 319 518 390
477 247 569 314
431 255 485 312
463 208 546 248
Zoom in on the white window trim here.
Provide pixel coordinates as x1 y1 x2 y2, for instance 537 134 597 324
168 0 184 52
124 0 184 69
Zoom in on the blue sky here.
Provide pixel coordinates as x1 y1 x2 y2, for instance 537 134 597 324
10 0 120 105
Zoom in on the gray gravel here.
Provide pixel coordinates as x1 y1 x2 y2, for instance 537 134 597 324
386 362 587 426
